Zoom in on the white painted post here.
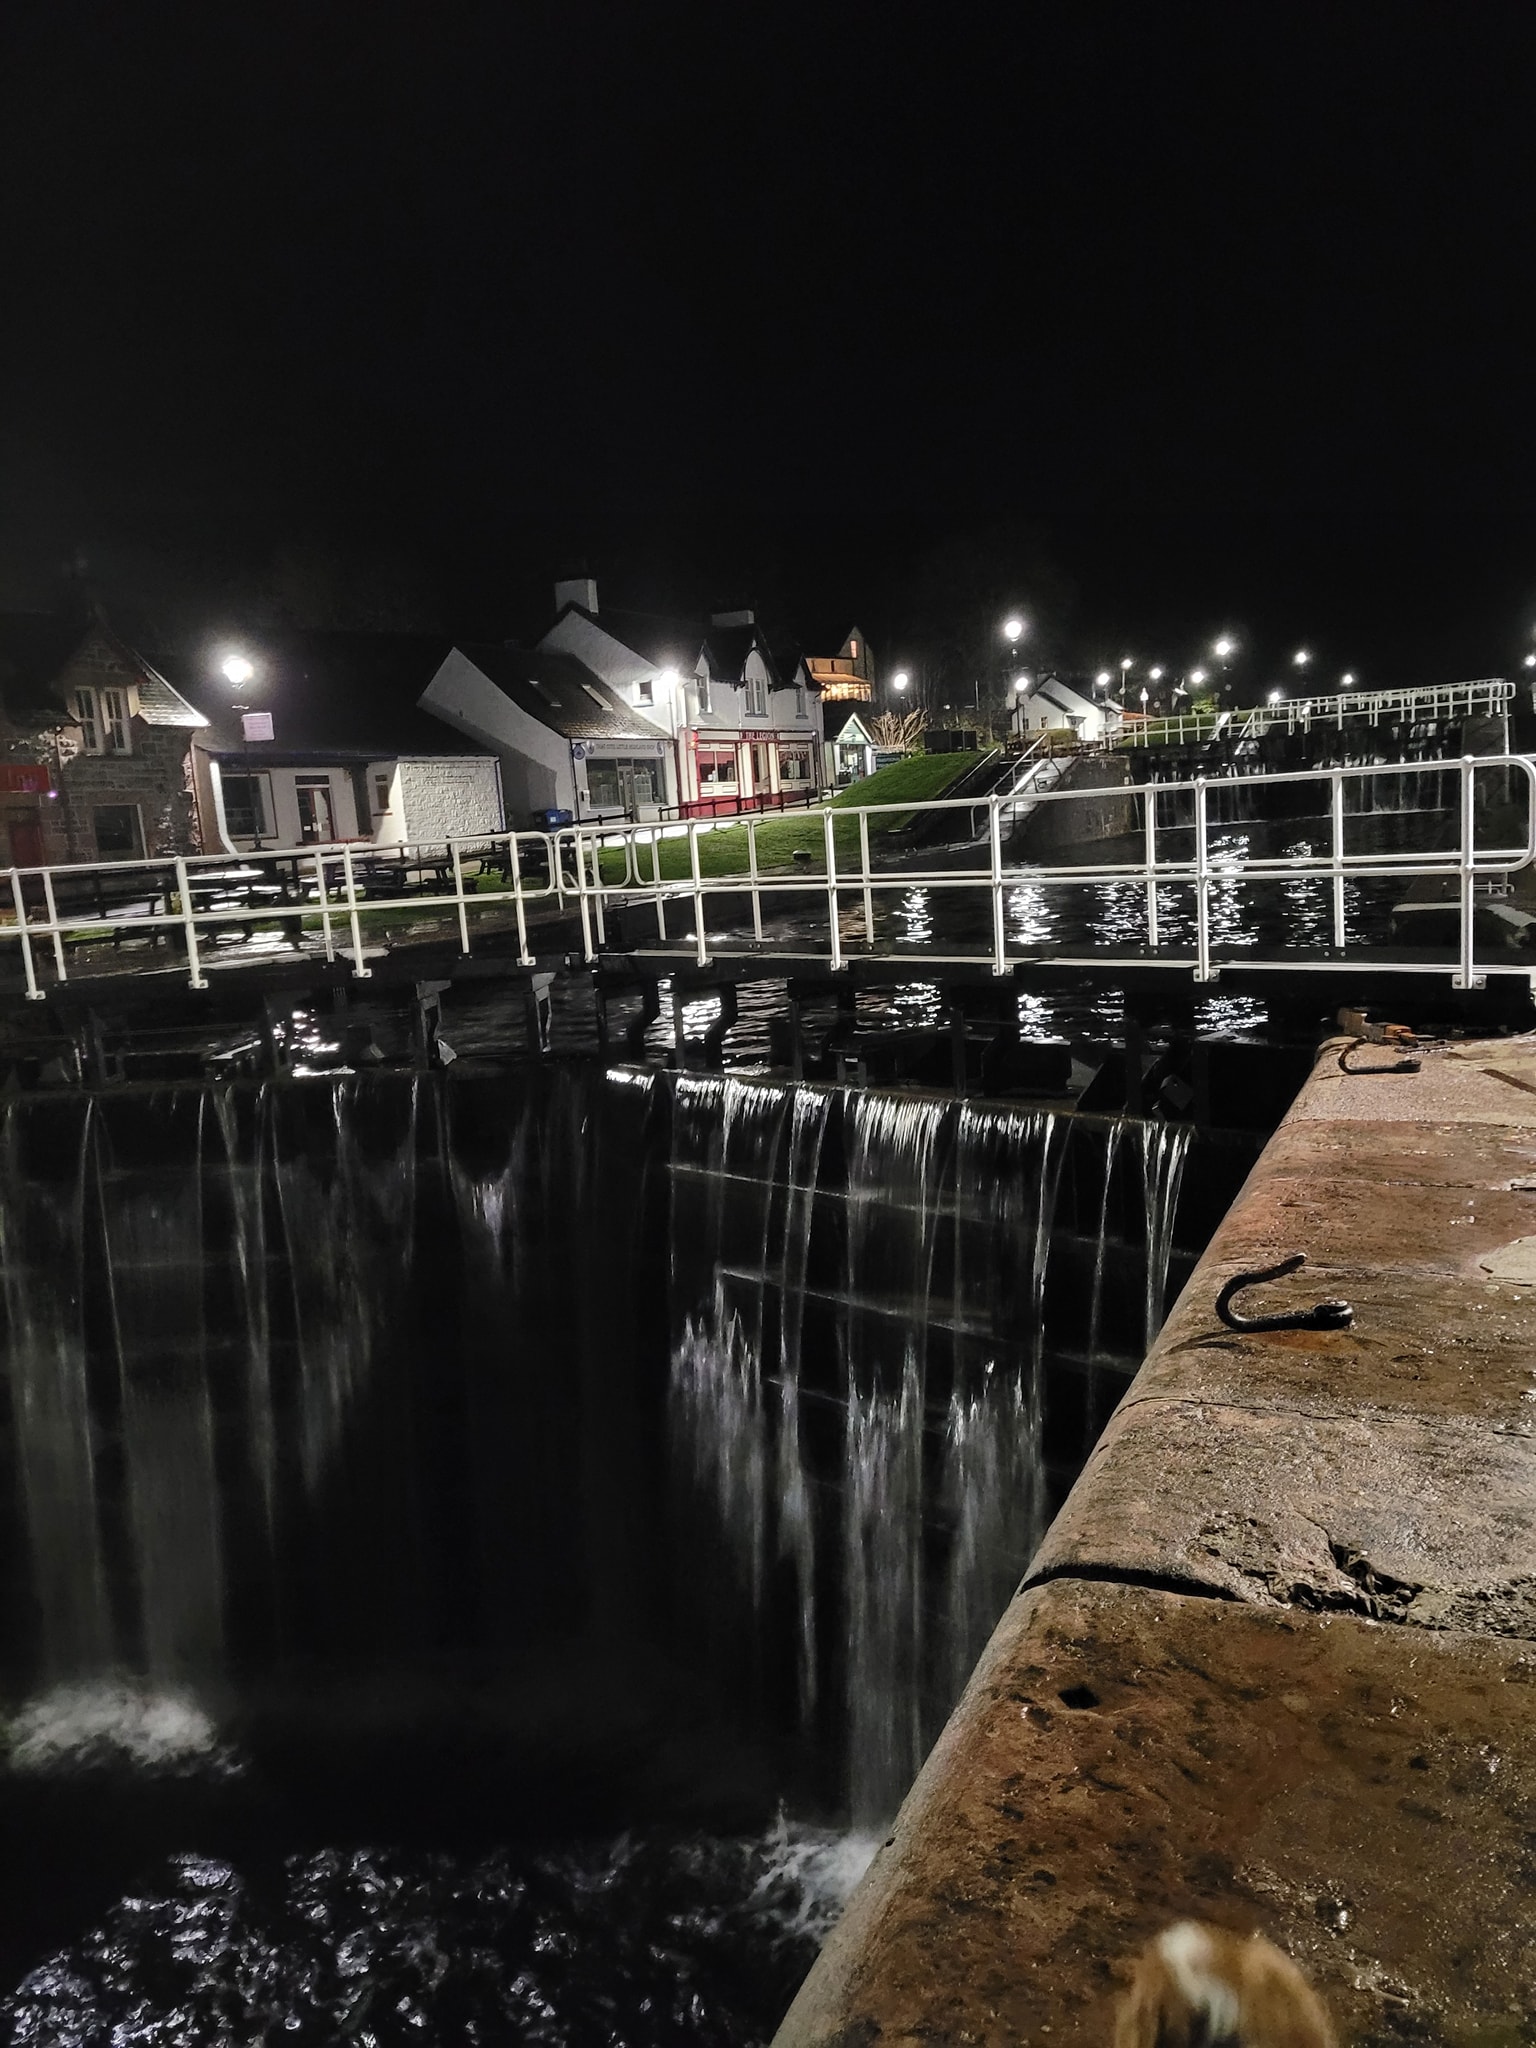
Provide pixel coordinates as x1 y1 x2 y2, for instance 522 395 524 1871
1331 773 1346 949
508 834 534 966
40 868 67 983
450 840 471 955
570 831 595 962
1144 786 1159 950
9 869 41 999
688 820 708 965
859 810 875 946
747 817 764 942
173 857 208 990
988 797 1007 974
650 829 667 943
589 833 607 947
823 806 842 972
1193 775 1213 982
313 851 336 962
1457 755 1483 990
341 846 372 978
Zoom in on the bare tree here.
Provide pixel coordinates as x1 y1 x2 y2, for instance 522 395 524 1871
868 707 929 752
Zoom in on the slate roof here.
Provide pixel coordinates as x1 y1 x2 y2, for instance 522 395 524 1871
0 612 207 731
163 630 481 759
458 643 666 742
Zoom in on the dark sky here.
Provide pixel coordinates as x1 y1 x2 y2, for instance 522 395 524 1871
2 1 1533 681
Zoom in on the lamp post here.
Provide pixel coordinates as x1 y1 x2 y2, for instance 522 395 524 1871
220 652 266 850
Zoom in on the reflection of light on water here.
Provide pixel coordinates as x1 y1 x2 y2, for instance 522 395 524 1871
2 1817 875 2045
1016 991 1056 1041
893 887 933 945
1194 994 1269 1037
887 980 942 1028
1005 883 1056 946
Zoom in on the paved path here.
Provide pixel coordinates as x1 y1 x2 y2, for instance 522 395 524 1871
777 1036 1536 2044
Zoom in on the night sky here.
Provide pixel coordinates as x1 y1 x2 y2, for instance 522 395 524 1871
2 1 1533 683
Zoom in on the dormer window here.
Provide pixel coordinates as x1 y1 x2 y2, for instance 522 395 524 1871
697 672 712 716
744 675 767 717
74 685 132 755
636 676 654 705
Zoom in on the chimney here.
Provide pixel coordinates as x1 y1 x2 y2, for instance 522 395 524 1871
710 607 755 628
555 576 599 615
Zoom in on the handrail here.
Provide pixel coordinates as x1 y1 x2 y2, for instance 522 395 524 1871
1122 678 1515 750
2 755 1534 999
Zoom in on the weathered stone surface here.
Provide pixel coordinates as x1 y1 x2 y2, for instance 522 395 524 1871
776 1041 1536 2045
779 1580 1536 2047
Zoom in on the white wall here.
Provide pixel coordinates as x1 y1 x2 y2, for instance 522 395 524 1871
397 757 503 840
422 650 576 820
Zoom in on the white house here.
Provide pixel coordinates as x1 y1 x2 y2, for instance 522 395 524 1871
822 702 879 786
422 641 675 824
177 631 504 852
538 579 823 817
1013 674 1119 744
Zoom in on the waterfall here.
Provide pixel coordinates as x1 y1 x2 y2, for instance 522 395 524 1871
664 1079 1184 1828
0 1064 1199 1841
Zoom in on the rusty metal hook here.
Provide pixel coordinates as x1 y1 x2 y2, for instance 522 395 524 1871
1216 1252 1354 1334
1339 1040 1420 1077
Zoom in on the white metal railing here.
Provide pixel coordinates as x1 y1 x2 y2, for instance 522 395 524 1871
1122 678 1515 749
2 755 1534 998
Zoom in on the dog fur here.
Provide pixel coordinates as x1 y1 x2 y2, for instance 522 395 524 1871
1115 1920 1337 2048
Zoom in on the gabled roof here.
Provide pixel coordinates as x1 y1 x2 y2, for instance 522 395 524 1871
163 630 481 759
457 643 664 742
823 702 876 742
0 612 207 731
553 601 710 675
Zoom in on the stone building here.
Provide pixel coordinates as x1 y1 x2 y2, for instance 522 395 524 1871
0 614 207 866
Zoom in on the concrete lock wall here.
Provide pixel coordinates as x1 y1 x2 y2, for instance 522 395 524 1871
1014 755 1137 855
776 1037 1536 2045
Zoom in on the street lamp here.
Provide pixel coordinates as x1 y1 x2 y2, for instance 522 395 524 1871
1095 670 1112 689
220 651 265 850
1292 648 1312 669
1523 653 1536 671
1341 671 1356 687
1189 667 1208 686
892 669 910 693
1268 689 1284 706
1149 665 1165 681
1212 636 1236 660
1002 616 1026 644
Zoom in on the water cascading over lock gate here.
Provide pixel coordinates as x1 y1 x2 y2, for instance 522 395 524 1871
0 1066 1190 1825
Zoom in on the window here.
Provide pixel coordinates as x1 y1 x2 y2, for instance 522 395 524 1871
796 683 808 718
779 747 811 783
222 774 269 840
374 773 392 812
696 672 712 716
636 675 654 705
698 747 737 787
581 684 607 709
93 804 143 857
72 686 132 755
750 743 771 787
848 639 858 658
586 757 659 810
744 675 767 717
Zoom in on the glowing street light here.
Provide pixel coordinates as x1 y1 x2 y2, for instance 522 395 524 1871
1139 687 1150 706
221 653 254 685
1268 689 1284 706
1149 665 1165 681
1095 670 1112 688
1523 653 1536 670
1292 648 1312 669
1189 667 1208 686
1212 636 1236 660
1002 616 1026 643
892 669 911 692
1341 671 1356 687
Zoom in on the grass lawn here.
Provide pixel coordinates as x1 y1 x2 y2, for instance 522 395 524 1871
597 752 985 883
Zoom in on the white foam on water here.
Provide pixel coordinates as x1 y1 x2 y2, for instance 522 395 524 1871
5 1681 238 1776
747 1812 879 1944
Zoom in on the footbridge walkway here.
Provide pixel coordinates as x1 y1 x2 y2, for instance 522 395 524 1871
4 753 1536 1008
